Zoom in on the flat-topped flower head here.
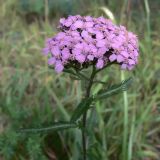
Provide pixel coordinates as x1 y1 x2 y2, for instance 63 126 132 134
43 15 139 73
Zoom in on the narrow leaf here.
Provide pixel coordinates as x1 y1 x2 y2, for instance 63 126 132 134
63 68 77 76
70 75 81 80
95 77 133 99
19 122 77 133
76 71 89 80
63 69 84 80
70 97 93 122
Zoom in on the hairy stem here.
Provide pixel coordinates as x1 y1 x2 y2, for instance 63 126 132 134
82 66 96 160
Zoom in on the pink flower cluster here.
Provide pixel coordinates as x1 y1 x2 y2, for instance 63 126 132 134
43 15 139 73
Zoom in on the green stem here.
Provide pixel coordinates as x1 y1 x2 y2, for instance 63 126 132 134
82 66 96 160
121 71 128 160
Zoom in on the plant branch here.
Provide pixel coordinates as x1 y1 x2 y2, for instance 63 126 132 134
82 65 96 160
95 62 115 74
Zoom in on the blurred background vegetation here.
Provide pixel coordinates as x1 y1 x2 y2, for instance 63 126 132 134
0 0 160 159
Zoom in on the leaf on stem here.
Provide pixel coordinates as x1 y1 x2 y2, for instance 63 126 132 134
95 77 133 99
70 97 94 122
70 75 81 80
63 69 89 80
63 68 77 76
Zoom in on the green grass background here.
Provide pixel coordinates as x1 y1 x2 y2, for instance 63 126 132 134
0 0 160 159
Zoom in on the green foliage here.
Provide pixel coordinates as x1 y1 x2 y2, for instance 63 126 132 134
70 97 94 122
19 0 44 14
95 77 133 99
20 122 78 133
18 0 83 16
0 0 160 160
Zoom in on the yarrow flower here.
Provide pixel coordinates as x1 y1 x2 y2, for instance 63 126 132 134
42 15 139 73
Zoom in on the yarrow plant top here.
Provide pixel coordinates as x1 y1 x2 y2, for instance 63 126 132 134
43 15 139 73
